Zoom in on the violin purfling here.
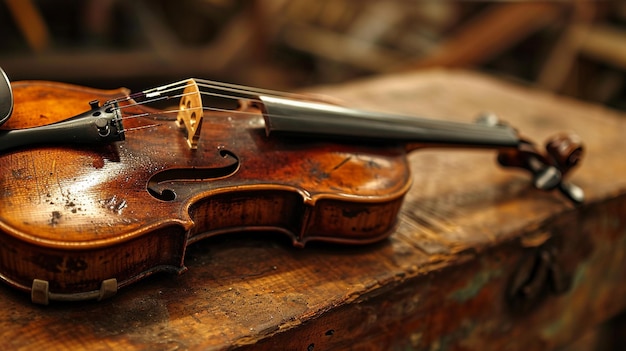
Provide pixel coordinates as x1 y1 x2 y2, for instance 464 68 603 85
0 70 583 304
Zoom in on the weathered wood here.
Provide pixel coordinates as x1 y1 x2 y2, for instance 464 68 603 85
4 0 50 53
1 70 625 350
402 2 565 70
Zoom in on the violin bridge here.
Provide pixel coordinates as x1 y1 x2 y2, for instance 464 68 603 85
176 79 204 149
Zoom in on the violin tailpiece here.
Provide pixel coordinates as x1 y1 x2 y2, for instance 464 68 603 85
176 79 204 149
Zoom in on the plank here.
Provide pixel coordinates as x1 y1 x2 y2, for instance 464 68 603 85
403 2 564 69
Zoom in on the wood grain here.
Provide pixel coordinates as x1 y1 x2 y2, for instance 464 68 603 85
1 70 625 350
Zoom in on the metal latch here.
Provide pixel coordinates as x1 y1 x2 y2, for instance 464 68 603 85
507 236 572 313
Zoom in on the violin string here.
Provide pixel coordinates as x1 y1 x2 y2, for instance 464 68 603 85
199 89 261 103
119 108 187 121
115 96 308 123
117 105 259 122
194 79 306 100
115 94 170 109
110 78 330 124
107 80 194 106
113 90 197 110
105 79 518 144
113 78 311 108
120 123 162 133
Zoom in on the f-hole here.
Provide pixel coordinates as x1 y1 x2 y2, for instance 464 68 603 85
147 149 240 201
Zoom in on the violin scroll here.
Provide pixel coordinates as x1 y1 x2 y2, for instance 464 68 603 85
545 133 583 175
497 133 584 204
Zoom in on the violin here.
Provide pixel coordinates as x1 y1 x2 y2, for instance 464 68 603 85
0 68 583 304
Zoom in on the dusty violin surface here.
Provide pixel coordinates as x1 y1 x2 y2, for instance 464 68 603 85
0 68 583 304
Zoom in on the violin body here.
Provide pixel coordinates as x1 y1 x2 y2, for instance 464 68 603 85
0 81 411 302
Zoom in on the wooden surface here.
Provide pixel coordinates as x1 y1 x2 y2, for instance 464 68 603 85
1 70 626 350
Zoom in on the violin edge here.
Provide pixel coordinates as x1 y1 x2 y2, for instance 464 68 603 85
0 184 410 304
11 80 130 97
0 179 413 250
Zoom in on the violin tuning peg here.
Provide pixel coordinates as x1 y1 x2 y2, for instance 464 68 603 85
532 167 585 205
533 166 562 191
559 182 585 205
545 133 583 174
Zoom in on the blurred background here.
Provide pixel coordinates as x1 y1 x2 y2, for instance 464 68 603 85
0 0 625 110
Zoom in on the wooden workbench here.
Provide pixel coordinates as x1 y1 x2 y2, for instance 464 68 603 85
1 70 625 350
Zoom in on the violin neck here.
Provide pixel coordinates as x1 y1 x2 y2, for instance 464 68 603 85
259 96 520 150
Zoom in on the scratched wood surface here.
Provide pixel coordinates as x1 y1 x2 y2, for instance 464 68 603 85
1 70 625 350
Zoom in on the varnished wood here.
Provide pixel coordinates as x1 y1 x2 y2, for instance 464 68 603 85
1 70 625 350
